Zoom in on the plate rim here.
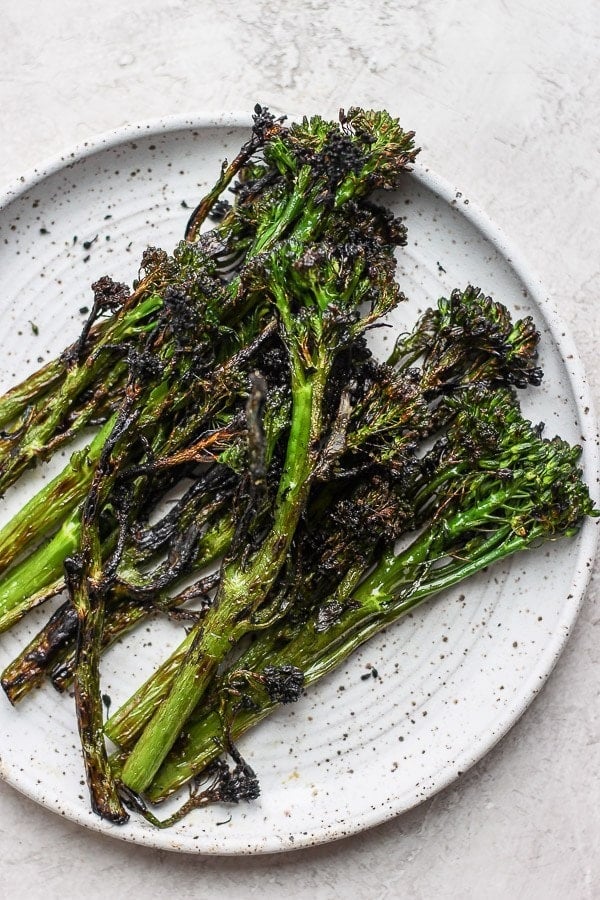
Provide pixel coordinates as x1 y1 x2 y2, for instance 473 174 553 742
0 113 597 855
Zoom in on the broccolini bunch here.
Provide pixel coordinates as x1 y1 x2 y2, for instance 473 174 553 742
0 107 594 826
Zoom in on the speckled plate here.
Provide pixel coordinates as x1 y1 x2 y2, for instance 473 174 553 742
0 116 597 855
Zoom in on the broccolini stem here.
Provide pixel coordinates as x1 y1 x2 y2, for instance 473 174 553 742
119 347 331 792
1 593 78 704
0 294 161 497
0 416 117 577
249 167 312 256
67 552 128 823
67 376 148 823
0 509 82 633
0 357 66 429
0 297 138 432
103 478 384 748
1 511 234 705
54 515 233 697
184 105 283 241
106 630 195 750
141 527 534 802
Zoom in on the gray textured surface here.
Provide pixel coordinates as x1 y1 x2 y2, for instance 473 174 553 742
0 0 598 896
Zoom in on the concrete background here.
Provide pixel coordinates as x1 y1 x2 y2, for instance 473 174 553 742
0 1 598 896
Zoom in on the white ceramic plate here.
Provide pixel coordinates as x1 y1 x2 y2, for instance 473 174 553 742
0 116 597 855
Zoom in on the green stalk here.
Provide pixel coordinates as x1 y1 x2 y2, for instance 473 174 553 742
0 277 158 432
184 121 272 241
0 416 117 577
98 516 233 746
106 630 194 750
119 346 330 792
0 357 66 429
1 511 234 705
0 294 161 496
67 384 148 823
1 590 77 704
142 527 529 802
104 498 372 749
0 508 82 633
68 520 128 823
249 167 312 255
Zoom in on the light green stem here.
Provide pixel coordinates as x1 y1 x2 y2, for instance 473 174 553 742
119 352 328 792
0 509 81 632
0 416 116 576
